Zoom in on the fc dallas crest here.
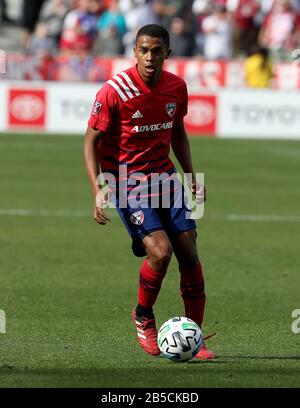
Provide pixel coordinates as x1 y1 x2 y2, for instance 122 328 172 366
91 100 102 115
130 210 144 225
166 102 176 117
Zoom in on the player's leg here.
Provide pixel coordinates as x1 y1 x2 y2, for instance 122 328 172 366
137 229 172 314
132 229 172 356
170 230 205 325
164 177 216 359
116 206 172 311
158 181 204 325
116 206 172 312
170 230 205 327
116 205 172 355
170 230 216 360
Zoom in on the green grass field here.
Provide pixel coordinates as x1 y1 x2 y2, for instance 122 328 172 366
0 133 300 388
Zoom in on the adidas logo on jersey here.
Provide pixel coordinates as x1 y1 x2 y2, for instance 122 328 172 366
132 110 143 119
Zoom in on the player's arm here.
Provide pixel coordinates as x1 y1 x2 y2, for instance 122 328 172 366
171 120 195 178
171 121 206 201
84 126 111 225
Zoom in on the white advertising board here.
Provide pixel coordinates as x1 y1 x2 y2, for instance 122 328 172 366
47 82 99 133
2 81 300 139
219 89 300 139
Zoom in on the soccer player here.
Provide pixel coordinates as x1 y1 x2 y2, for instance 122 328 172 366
84 24 216 360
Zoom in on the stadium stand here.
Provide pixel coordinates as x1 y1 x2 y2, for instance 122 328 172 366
0 0 299 61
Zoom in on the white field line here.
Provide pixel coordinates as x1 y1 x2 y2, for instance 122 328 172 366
0 209 90 217
0 209 300 222
223 214 300 222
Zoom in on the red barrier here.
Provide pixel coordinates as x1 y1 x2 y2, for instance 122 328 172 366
1 54 300 91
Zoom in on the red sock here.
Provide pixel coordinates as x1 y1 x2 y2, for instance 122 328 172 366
138 259 166 308
180 262 206 327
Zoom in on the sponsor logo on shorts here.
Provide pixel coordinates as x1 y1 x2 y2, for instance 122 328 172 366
130 210 144 225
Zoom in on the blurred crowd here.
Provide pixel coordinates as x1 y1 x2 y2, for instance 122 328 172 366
1 0 300 62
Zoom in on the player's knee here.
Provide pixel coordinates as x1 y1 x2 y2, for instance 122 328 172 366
154 248 172 268
149 246 172 272
179 254 199 272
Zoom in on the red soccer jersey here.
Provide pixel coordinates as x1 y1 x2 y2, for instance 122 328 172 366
88 64 188 180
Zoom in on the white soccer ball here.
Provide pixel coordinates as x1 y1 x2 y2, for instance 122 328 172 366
157 317 203 362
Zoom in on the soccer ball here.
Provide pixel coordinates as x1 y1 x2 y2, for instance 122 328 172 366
157 317 203 362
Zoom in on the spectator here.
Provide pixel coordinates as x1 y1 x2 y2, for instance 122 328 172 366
38 0 70 44
244 44 273 87
121 0 158 30
153 0 193 28
27 21 57 56
122 0 159 57
169 16 196 56
227 0 259 57
192 0 214 15
202 4 234 60
291 0 300 12
93 0 127 55
22 0 46 49
259 0 300 61
192 0 214 55
59 0 99 55
0 0 15 24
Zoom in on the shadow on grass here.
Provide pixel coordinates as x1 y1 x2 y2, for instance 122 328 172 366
1 347 300 387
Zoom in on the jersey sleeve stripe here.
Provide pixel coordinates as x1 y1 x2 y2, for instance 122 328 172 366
113 75 134 99
119 72 140 96
107 79 128 102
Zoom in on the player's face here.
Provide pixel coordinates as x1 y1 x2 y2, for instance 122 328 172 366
134 35 171 87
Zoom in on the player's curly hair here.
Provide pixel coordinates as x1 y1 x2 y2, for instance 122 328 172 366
136 24 170 49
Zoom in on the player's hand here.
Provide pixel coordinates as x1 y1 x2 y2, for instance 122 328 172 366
191 182 206 203
94 189 111 225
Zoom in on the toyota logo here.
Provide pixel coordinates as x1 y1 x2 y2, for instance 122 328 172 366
187 100 215 126
10 94 44 121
